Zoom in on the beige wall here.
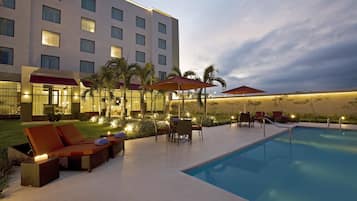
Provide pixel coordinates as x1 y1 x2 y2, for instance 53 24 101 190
170 91 357 118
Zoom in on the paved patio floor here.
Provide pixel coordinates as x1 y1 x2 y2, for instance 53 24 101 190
3 123 356 201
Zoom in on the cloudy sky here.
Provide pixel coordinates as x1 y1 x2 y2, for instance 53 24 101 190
136 0 357 93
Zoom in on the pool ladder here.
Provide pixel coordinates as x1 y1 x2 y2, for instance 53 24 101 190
262 117 294 143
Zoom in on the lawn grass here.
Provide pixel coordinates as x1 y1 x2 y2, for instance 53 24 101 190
0 120 124 148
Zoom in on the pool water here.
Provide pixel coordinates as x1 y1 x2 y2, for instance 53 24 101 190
184 127 357 201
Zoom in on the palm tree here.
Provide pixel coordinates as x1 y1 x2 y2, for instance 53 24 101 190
81 73 104 116
106 58 137 119
135 63 155 118
168 66 196 78
197 65 226 118
100 65 115 118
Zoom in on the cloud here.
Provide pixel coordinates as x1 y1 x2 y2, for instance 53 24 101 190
217 0 357 93
136 0 357 93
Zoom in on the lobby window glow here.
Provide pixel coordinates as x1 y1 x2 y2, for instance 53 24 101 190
41 30 60 47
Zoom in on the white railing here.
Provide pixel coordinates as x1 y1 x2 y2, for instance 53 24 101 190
262 117 294 143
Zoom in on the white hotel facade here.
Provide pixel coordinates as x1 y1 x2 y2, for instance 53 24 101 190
0 0 179 121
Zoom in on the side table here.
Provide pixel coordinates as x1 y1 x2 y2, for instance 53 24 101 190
21 157 59 187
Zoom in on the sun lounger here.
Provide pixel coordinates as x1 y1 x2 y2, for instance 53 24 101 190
272 111 289 123
24 124 110 172
56 124 124 158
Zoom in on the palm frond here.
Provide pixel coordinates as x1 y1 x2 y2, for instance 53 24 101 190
211 77 227 88
203 65 215 82
183 70 196 78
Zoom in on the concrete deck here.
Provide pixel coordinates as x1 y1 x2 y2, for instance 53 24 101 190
3 123 356 201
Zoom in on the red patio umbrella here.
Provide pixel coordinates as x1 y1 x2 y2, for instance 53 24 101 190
222 85 265 112
146 76 215 117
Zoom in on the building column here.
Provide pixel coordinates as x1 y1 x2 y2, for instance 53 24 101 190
20 66 38 122
71 86 80 119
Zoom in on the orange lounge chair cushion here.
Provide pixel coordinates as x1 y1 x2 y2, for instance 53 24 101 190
48 143 110 157
24 124 64 155
56 124 89 145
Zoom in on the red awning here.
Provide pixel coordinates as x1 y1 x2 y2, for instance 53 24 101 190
81 80 141 90
30 75 78 86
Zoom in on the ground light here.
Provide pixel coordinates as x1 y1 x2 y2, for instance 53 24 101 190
90 116 98 123
110 119 119 128
98 117 105 125
125 124 134 133
186 112 190 118
339 116 346 129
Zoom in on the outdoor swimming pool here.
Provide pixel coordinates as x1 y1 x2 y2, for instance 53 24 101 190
184 127 357 201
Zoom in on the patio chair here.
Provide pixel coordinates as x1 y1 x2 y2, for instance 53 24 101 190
24 124 110 172
168 117 180 142
239 112 252 127
272 111 289 123
56 124 124 158
153 120 170 141
192 118 203 140
175 120 192 144
254 112 265 127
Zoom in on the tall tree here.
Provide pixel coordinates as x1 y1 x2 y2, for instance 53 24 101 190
100 65 115 118
197 65 226 118
81 73 104 116
106 58 137 119
135 63 155 118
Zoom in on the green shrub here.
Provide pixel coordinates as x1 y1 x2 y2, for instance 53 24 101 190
202 118 214 127
123 120 156 139
0 148 10 196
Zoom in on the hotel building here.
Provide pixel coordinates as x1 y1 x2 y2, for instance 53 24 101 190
0 0 179 121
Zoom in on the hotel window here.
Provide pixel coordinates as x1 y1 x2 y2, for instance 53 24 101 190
80 39 95 53
112 7 123 21
136 34 145 46
0 0 15 9
41 55 59 70
158 71 167 81
42 5 61 24
41 30 60 47
158 38 166 49
0 17 14 37
136 16 145 29
111 46 122 58
136 51 145 63
80 60 94 73
0 47 13 65
158 54 166 65
81 0 95 12
81 17 95 33
158 22 166 34
111 26 122 40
